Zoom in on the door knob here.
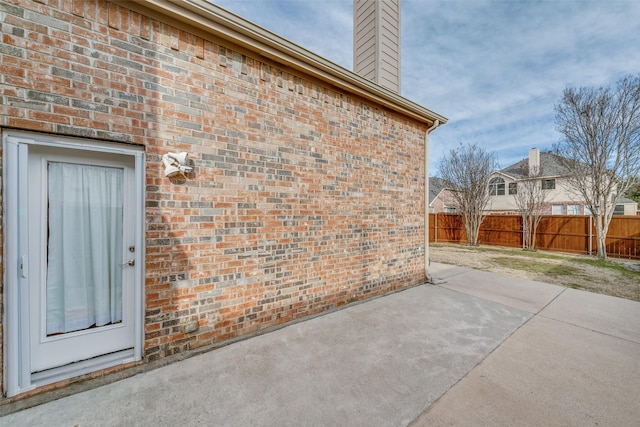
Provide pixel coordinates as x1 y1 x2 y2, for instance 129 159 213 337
122 259 135 267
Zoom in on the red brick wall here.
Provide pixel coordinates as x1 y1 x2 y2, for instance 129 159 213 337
0 0 427 393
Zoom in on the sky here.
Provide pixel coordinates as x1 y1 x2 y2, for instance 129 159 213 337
211 0 640 174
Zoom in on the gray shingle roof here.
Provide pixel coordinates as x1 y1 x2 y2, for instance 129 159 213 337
617 196 637 205
500 152 572 178
428 177 449 203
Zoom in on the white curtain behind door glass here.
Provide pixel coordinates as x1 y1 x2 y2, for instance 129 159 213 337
46 162 124 335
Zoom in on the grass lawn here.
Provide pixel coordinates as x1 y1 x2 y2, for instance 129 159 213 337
429 243 640 302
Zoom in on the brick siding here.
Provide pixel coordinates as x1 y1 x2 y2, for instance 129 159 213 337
0 0 428 397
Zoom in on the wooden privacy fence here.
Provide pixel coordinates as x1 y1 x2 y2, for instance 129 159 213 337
429 213 640 260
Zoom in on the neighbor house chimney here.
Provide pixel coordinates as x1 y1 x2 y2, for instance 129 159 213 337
528 148 540 175
353 0 401 94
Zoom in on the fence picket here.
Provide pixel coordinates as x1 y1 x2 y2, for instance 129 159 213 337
429 213 640 260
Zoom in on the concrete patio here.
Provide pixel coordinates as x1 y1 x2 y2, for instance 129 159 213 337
2 263 639 426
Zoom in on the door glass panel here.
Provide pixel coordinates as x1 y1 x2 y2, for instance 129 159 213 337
46 162 124 335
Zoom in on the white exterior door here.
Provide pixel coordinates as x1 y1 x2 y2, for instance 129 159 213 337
28 146 136 372
3 132 145 396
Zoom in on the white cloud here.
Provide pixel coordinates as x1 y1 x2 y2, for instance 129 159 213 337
213 0 353 66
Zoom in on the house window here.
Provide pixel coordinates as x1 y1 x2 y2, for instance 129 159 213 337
508 182 517 195
489 177 505 195
613 205 625 215
444 206 457 213
567 204 581 215
552 205 565 215
542 179 556 190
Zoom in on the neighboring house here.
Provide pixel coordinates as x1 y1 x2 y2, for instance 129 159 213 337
486 148 637 216
0 0 446 400
428 177 457 213
613 197 640 216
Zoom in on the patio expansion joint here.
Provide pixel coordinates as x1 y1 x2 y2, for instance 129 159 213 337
537 312 640 346
534 286 568 315
536 288 640 345
410 285 544 426
409 312 531 426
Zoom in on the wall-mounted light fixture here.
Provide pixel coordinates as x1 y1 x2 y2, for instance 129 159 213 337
162 152 193 177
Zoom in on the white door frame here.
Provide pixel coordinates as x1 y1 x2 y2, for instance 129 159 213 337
3 131 145 397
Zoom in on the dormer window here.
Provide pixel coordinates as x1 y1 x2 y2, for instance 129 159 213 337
489 177 505 195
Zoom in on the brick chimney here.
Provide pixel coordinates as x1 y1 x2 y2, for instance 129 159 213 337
353 0 401 94
528 148 540 175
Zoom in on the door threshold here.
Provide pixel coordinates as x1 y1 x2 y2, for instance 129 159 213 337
31 348 135 388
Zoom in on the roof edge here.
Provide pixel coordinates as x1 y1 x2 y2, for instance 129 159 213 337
128 0 447 126
490 171 516 180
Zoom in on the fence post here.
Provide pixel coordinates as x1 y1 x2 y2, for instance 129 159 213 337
589 215 593 256
435 213 438 243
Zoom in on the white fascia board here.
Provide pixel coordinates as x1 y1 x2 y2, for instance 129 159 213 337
128 0 447 126
491 171 516 180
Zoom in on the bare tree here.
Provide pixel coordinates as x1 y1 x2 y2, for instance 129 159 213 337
555 74 640 259
513 165 546 251
438 143 497 246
